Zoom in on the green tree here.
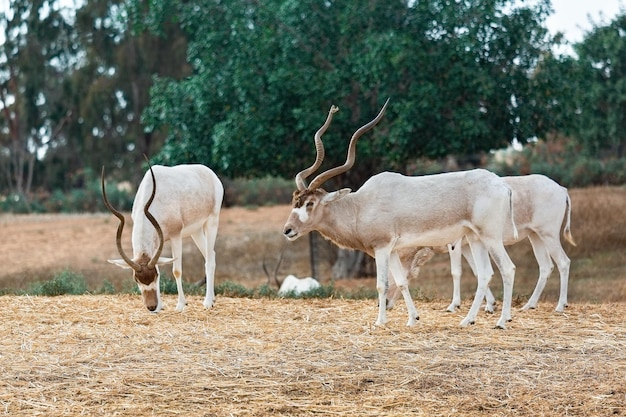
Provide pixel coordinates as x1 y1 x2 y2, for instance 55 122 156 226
137 0 554 187
568 14 626 157
0 0 76 204
41 0 190 189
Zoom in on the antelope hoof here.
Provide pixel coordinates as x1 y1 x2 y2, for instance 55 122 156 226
495 317 509 329
406 315 419 327
446 303 459 313
460 318 475 327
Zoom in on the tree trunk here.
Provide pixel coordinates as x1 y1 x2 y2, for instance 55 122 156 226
331 248 365 280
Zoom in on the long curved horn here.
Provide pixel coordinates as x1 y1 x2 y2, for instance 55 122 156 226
101 167 142 271
143 156 165 268
295 105 339 191
307 98 390 190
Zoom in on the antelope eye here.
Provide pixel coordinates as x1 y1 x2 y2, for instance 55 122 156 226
306 201 314 208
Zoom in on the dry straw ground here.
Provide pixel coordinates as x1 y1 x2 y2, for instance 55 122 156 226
1 295 624 416
0 186 626 416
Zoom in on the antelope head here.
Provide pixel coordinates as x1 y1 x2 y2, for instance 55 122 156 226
283 99 390 241
101 159 173 312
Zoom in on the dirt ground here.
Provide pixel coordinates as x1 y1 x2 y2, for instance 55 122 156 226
0 205 299 290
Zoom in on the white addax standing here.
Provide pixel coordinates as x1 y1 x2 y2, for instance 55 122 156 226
388 174 576 313
102 159 223 312
283 100 518 328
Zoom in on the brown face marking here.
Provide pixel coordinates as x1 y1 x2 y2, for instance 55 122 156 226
291 190 308 208
291 189 325 209
132 253 158 285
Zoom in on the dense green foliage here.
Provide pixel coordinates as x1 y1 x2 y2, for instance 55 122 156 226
3 0 626 212
137 0 556 186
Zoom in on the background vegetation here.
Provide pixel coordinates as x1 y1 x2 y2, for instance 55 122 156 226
3 0 626 207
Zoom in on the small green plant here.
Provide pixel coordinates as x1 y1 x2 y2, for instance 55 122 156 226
160 275 179 294
98 280 116 294
159 274 203 295
29 270 88 296
216 281 255 298
257 283 277 298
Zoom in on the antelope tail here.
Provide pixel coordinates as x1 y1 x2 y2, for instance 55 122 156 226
563 192 577 246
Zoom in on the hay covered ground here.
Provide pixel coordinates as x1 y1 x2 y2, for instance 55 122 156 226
1 188 626 415
1 295 624 416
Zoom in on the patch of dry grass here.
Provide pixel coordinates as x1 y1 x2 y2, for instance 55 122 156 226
1 295 624 416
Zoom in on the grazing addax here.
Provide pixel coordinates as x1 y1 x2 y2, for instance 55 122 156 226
387 174 576 313
283 100 518 328
102 160 223 312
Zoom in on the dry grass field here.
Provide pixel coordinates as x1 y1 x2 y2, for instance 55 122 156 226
1 295 624 416
0 186 625 415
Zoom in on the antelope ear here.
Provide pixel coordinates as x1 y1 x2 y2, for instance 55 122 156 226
321 188 351 205
108 259 132 269
156 257 176 266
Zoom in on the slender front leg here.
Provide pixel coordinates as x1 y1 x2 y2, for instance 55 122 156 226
460 238 492 327
463 243 496 313
447 240 463 312
374 247 392 326
170 235 187 312
388 252 419 326
485 241 516 329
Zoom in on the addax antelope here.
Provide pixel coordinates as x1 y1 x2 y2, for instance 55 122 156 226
283 99 518 328
102 159 223 312
388 174 576 313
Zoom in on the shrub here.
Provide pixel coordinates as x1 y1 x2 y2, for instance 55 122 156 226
98 280 116 295
29 270 88 296
488 138 626 187
257 283 277 298
216 281 255 298
159 274 203 295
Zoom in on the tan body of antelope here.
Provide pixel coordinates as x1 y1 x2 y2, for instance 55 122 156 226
388 174 576 313
283 100 518 328
102 162 223 312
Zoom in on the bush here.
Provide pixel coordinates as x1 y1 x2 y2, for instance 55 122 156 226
215 281 256 298
0 175 134 214
29 270 88 296
97 280 116 295
488 139 626 187
159 274 203 295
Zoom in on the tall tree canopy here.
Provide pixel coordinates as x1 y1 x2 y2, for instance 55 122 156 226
136 0 554 186
570 14 626 158
0 0 77 201
44 0 190 187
